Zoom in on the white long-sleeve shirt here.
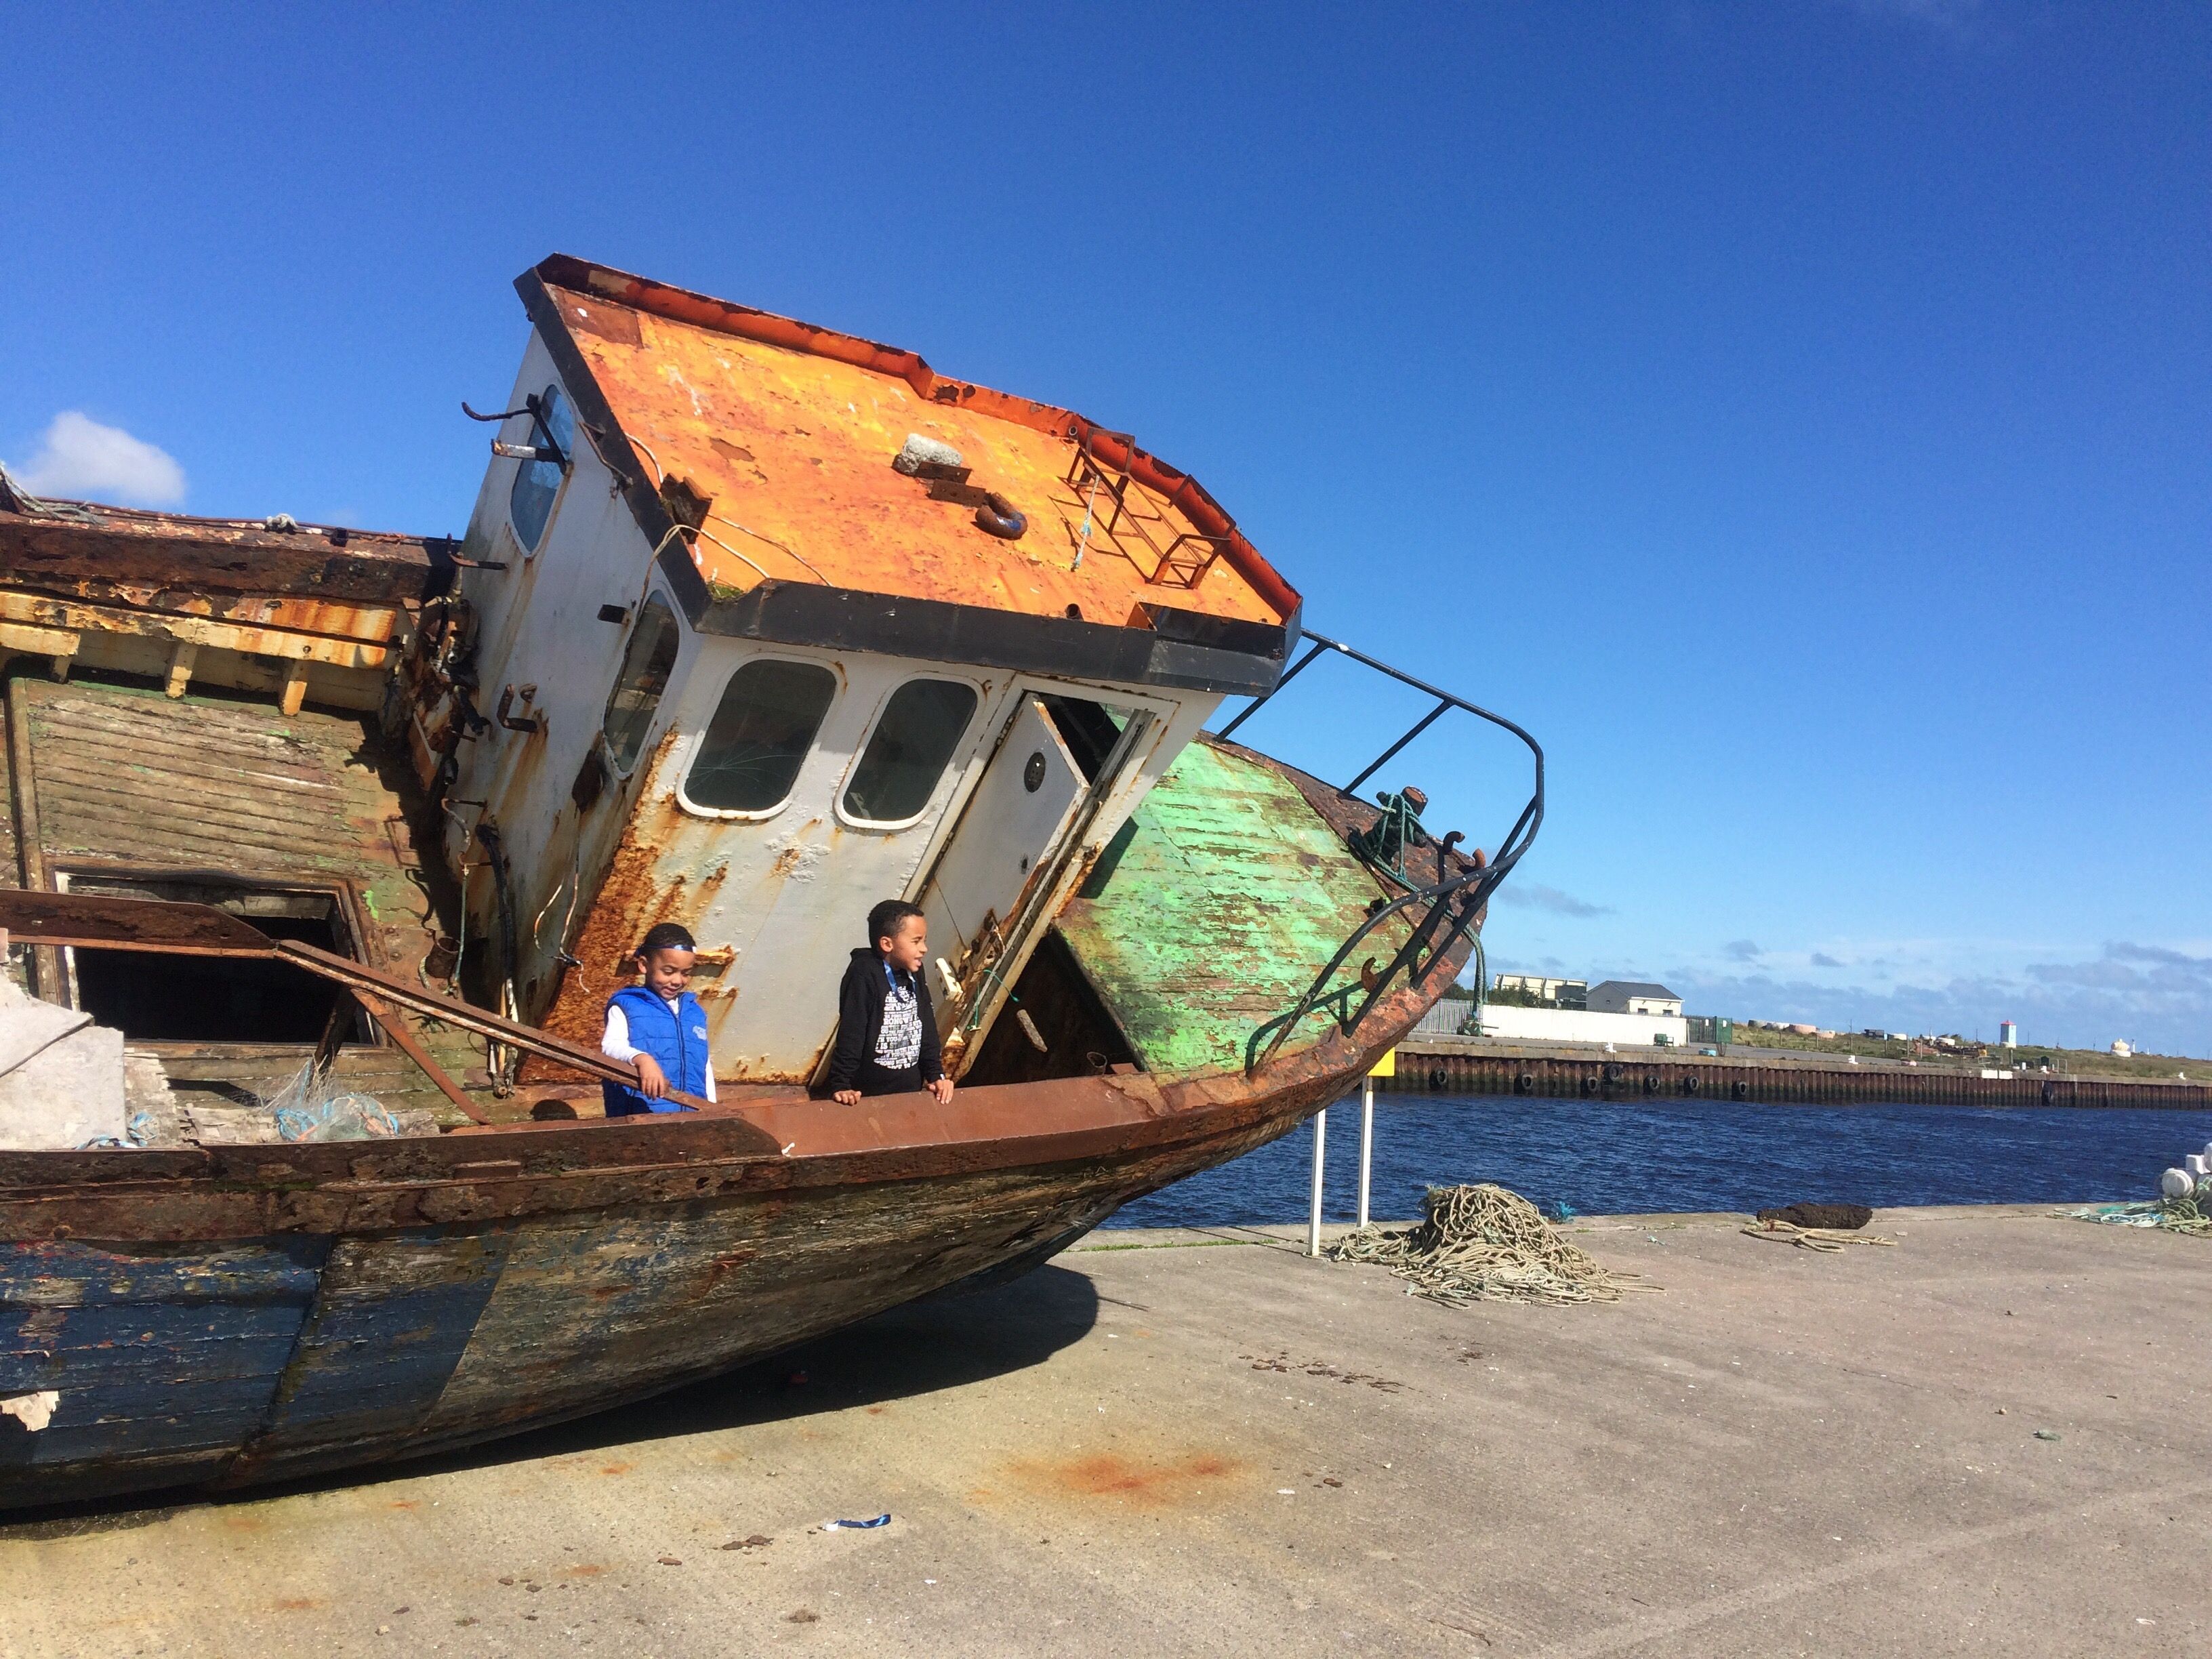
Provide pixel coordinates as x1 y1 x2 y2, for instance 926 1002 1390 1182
600 999 717 1101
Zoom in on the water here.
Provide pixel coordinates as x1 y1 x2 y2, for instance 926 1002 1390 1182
1105 1092 2212 1229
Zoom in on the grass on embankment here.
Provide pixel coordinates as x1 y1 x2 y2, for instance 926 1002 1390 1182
1732 1025 2207 1083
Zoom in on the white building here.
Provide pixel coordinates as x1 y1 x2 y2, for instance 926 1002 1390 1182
1999 1021 2018 1048
1587 980 1682 1018
1471 1004 1689 1050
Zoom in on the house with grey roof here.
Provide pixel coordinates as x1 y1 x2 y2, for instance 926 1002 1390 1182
1587 981 1682 1017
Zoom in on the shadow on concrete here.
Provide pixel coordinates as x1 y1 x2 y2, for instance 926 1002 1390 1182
0 1261 1100 1540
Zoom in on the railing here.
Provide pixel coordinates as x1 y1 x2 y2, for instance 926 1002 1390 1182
1222 630 1544 1076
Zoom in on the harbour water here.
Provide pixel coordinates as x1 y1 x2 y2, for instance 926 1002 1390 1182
1107 1091 2212 1229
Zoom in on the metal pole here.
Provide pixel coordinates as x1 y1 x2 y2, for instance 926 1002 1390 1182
1357 1077 1375 1229
1307 1103 1328 1256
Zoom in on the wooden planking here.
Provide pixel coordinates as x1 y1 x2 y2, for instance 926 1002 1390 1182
1056 737 1412 1077
0 1235 327 1507
224 1224 518 1483
418 1145 1224 1443
0 674 492 1122
21 685 366 877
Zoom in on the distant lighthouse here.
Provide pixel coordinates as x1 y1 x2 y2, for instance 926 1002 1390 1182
1999 1021 2018 1048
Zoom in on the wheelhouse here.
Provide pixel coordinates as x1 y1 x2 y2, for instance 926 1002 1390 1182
412 257 1305 1087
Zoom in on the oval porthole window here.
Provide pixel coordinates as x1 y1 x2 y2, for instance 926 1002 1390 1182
1023 751 1047 792
686 659 839 813
843 679 979 824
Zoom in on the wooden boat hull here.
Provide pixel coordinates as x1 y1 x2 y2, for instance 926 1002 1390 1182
0 972 1436 1511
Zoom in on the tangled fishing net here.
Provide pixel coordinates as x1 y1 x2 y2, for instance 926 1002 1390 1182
2060 1193 2212 1237
1325 1183 1658 1307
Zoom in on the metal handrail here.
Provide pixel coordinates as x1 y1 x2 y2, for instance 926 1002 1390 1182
1225 630 1544 1076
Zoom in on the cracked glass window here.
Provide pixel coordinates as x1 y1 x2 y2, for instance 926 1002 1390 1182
842 679 977 824
600 597 681 774
686 658 838 813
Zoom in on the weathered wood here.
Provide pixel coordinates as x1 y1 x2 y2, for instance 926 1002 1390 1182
0 510 434 606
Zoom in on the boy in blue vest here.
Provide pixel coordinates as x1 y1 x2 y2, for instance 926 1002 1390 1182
828 899 954 1105
600 922 716 1116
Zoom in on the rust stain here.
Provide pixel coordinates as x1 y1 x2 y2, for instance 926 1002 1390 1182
597 1460 634 1477
1003 1449 1245 1510
271 1597 327 1612
561 1564 607 1579
386 1499 420 1511
533 259 1301 628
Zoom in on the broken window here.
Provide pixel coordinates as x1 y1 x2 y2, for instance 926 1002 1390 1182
60 874 365 1044
842 678 978 825
600 596 681 773
508 383 574 552
684 657 838 813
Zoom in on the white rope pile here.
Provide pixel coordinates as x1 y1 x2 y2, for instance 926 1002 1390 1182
1326 1183 1658 1307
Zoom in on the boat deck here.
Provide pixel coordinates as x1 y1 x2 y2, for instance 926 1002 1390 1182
0 671 496 1128
1 1205 2196 1655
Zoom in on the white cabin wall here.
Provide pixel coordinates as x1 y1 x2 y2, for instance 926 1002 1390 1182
441 329 703 1016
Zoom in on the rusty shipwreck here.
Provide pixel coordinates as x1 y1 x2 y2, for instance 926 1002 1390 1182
0 256 1540 1507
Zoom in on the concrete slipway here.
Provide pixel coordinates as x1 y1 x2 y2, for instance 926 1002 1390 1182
2 1207 2204 1658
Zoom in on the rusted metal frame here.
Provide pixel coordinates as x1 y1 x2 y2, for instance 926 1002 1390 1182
348 986 490 1126
1343 695 1454 798
0 888 754 1136
950 706 1162 1060
274 940 729 1118
1238 632 1547 1076
1245 859 1496 1076
1214 635 1330 739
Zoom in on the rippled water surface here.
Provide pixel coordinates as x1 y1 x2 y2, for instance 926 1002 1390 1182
1105 1092 2212 1229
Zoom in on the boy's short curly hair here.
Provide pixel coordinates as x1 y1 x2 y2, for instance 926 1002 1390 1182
636 922 697 958
867 899 924 948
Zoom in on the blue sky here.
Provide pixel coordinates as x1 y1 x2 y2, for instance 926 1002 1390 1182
3 2 2206 1052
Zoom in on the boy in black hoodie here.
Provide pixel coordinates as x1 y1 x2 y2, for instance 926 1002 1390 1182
829 899 954 1104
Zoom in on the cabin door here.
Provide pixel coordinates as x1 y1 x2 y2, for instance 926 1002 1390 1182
916 695 1085 989
912 690 1155 1073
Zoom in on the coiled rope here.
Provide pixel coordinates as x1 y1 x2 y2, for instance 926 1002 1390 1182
1326 1183 1658 1307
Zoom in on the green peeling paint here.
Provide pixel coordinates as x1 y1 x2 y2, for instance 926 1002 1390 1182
1057 738 1410 1078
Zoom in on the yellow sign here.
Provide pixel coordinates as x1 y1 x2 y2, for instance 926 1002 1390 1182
1368 1048 1396 1078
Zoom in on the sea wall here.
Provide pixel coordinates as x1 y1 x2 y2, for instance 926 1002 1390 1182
1387 1038 2212 1109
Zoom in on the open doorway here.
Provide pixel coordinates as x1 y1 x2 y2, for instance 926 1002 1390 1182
57 872 369 1044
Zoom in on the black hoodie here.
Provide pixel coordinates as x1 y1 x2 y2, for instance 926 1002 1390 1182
826 947 945 1094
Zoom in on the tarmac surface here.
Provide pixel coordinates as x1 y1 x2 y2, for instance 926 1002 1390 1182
2 1204 2205 1657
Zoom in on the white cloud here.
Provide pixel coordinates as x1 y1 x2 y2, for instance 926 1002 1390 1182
1658 939 2212 1057
9 411 186 508
1494 883 1613 919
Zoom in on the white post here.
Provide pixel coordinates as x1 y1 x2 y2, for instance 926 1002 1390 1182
1357 1077 1375 1229
1307 1102 1328 1257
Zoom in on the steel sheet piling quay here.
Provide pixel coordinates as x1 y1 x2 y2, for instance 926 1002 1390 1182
1386 1038 2212 1109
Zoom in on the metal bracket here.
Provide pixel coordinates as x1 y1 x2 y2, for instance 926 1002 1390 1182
495 684 542 734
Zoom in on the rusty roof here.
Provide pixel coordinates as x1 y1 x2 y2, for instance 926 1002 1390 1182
518 257 1299 673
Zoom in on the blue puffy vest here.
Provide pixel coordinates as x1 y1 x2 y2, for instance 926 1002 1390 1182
602 985 711 1117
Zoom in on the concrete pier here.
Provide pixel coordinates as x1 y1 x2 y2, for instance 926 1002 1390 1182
3 1206 2203 1656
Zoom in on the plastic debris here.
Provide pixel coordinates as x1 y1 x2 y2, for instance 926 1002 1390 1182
823 1513 890 1530
2034 1430 2062 1442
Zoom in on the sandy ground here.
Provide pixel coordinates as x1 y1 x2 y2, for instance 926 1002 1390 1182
2 1204 2205 1658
